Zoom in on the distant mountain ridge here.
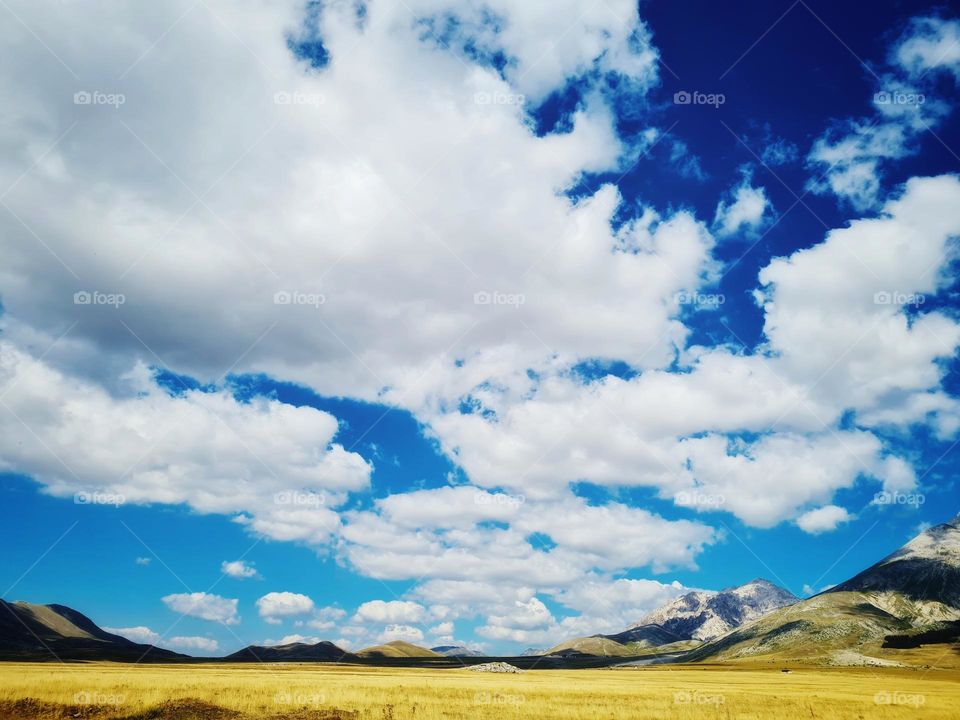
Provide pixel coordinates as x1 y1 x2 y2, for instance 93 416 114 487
431 645 485 657
226 640 352 662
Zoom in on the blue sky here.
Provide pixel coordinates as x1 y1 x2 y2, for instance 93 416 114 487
0 0 959 655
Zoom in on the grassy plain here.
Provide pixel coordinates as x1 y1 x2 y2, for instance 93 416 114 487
0 660 958 719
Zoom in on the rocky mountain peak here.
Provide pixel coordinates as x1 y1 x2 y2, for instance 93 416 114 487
632 579 798 641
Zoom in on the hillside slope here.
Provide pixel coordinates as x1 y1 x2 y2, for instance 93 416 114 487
356 640 441 658
0 600 185 661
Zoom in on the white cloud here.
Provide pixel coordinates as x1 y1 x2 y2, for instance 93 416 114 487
807 17 958 209
894 17 960 80
135 557 151 566
162 593 239 625
377 624 425 644
303 606 347 632
796 505 853 535
478 597 558 644
103 626 160 644
257 592 315 623
0 0 957 653
167 636 219 653
221 560 259 579
0 343 371 547
428 621 454 637
104 625 219 654
264 634 322 646
713 174 771 237
353 600 426 624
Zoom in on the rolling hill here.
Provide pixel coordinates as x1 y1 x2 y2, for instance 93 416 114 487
0 600 185 661
356 640 441 658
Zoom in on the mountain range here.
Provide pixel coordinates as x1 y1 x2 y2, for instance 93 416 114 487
685 514 960 664
2 513 958 666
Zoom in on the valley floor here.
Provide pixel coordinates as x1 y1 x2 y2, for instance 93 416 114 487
1 660 959 719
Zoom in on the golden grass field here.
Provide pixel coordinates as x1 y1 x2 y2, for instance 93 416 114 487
0 661 958 720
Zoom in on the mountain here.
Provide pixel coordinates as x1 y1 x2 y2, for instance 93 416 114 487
830 516 960 608
356 640 441 658
0 600 185 661
634 578 799 641
541 579 797 658
689 515 960 664
225 640 352 662
430 645 485 657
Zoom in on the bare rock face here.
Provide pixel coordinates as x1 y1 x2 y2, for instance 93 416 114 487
468 662 524 673
633 579 799 641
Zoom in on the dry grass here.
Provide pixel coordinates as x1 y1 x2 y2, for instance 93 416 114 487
0 661 958 719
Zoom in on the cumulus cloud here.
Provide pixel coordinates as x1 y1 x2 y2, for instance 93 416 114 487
428 621 454 637
104 626 218 654
103 626 160 645
167 636 219 653
0 0 957 653
713 173 772 237
264 634 322 646
162 593 239 625
377 624 425 644
796 505 853 535
257 592 315 623
807 17 959 209
0 343 371 546
221 560 259 579
353 600 426 624
302 606 348 632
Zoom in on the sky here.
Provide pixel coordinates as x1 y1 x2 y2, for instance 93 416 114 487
0 0 959 656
